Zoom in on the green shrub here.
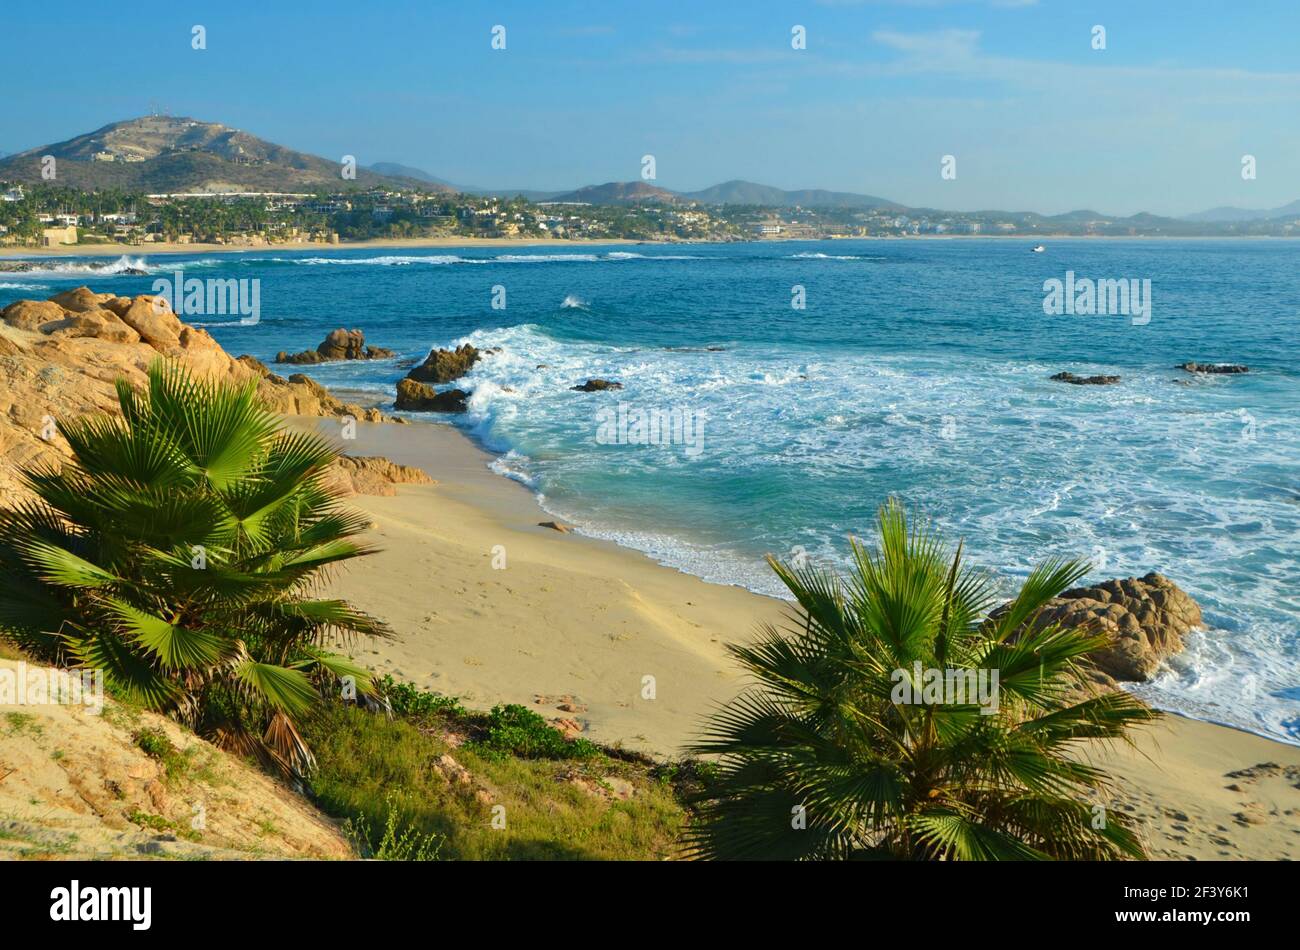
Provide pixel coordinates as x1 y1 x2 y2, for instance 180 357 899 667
376 675 466 719
133 726 191 782
470 703 601 761
343 793 442 861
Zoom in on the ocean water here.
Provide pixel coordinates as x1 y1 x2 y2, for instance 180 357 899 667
3 239 1297 742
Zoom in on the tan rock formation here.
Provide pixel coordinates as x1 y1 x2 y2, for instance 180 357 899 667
395 377 468 412
0 287 401 506
329 455 434 497
993 572 1203 683
406 343 480 384
275 327 395 364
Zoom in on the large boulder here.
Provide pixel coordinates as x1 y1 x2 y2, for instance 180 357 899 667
49 286 115 314
406 343 480 384
42 310 141 345
118 295 183 348
2 299 67 332
395 378 468 412
994 572 1203 682
275 328 394 364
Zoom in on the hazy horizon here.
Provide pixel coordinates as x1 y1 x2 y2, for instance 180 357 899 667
3 0 1299 217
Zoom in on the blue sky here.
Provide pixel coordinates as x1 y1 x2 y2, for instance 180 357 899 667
3 0 1298 215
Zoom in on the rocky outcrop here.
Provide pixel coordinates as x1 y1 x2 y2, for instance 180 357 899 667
993 572 1203 683
330 455 434 497
395 378 468 412
1177 362 1248 375
275 328 394 364
571 378 623 392
1050 371 1121 385
0 288 401 506
406 343 480 384
231 355 394 424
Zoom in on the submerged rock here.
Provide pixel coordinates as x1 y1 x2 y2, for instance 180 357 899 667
1050 371 1121 385
1177 362 1248 375
992 572 1203 683
571 378 623 392
395 378 469 412
276 328 394 364
406 343 481 383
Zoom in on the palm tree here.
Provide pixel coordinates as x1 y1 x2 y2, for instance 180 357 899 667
0 361 388 775
686 501 1159 860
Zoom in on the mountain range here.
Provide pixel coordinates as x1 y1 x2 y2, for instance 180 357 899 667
1180 199 1300 223
0 117 443 193
2 116 1298 224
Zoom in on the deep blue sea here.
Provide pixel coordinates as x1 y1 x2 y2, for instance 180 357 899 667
4 239 1298 742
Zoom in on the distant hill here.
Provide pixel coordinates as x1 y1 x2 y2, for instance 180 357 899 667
1182 200 1300 223
0 117 450 193
547 181 681 204
366 164 565 201
683 179 902 209
480 188 568 201
367 161 456 187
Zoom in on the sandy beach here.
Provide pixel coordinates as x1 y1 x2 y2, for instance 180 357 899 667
310 416 1300 861
0 235 647 259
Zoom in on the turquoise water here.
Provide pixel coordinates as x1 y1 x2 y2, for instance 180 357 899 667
4 239 1298 742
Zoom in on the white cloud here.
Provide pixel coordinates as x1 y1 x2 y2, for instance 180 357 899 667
872 28 981 60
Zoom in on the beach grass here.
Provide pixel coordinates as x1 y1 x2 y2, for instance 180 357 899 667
303 698 694 861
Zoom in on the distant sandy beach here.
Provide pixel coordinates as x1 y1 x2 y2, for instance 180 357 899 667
310 416 1300 861
4 233 1288 261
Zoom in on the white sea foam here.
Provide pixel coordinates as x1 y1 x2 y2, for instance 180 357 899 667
494 253 600 263
409 322 1299 743
787 252 880 261
287 254 478 267
278 250 704 267
11 254 153 277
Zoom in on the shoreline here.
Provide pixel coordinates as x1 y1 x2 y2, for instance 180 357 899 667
323 402 1300 752
306 414 1299 859
0 235 644 259
3 232 1296 260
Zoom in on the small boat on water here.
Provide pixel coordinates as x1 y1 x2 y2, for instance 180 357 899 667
1032 245 1046 253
